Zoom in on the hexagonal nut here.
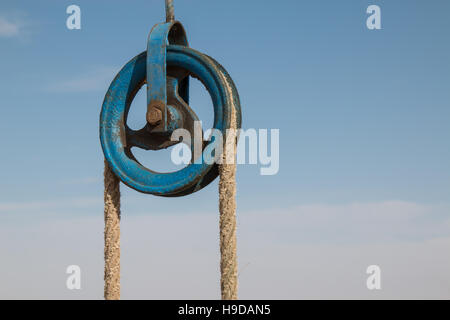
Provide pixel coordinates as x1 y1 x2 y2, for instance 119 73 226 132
147 107 162 125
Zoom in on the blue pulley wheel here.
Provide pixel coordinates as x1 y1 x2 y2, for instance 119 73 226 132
100 21 241 197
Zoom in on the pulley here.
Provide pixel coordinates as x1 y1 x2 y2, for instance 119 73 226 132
100 20 241 197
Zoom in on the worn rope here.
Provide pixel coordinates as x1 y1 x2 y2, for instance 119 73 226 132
102 0 238 300
219 102 238 300
104 160 121 300
165 0 175 22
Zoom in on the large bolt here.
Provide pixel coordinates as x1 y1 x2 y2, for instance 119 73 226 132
147 107 162 125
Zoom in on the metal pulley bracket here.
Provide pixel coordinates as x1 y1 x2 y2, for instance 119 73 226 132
146 21 190 135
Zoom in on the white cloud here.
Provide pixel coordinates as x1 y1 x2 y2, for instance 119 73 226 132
0 17 20 37
240 201 450 244
46 66 118 93
0 197 101 213
0 200 449 299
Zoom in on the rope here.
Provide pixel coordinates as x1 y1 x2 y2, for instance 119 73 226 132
104 160 121 300
165 0 175 22
101 0 239 300
218 103 238 300
102 104 239 301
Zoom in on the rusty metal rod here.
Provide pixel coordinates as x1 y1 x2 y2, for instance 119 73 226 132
166 0 174 22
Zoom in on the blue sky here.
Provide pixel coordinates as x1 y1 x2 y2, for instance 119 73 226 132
0 0 450 299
